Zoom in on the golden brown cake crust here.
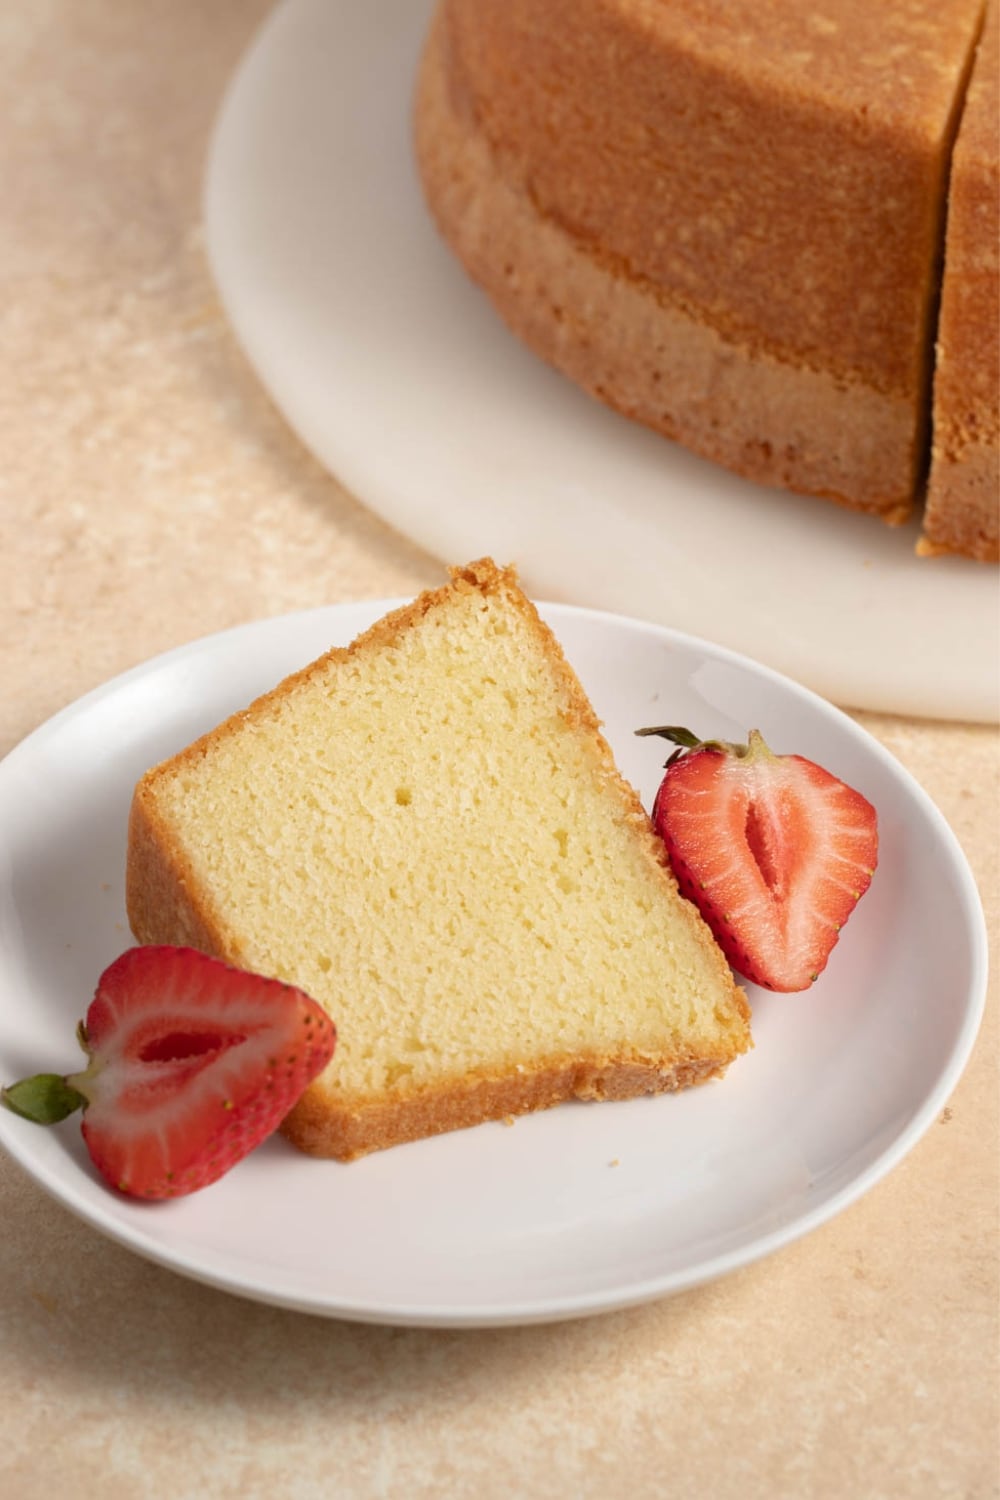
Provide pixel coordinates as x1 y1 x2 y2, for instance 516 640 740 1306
923 1 1000 562
415 0 986 522
127 560 751 1161
283 1050 730 1162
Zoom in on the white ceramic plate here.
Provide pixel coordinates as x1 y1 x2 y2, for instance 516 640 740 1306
203 0 1000 723
0 602 987 1326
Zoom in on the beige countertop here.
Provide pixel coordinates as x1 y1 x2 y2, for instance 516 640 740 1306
1 5 997 1497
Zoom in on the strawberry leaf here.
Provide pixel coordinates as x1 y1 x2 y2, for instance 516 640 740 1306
635 724 704 747
635 723 736 766
2 1073 86 1124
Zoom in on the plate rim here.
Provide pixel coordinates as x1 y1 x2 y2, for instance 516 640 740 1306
0 598 989 1327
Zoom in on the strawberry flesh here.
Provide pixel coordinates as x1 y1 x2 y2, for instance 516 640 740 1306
3 947 336 1198
643 727 878 992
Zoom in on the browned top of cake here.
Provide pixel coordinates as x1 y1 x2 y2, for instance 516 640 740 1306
443 0 985 396
619 0 982 124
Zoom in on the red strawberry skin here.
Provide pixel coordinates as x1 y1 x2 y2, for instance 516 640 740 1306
72 947 336 1198
649 732 878 992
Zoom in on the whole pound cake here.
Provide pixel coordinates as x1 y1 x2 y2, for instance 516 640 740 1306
415 0 990 540
126 561 751 1159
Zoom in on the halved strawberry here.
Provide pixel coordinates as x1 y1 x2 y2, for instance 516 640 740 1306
636 726 878 992
2 946 336 1198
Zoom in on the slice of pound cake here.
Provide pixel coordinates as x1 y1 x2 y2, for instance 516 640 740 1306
126 561 751 1159
922 0 999 562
